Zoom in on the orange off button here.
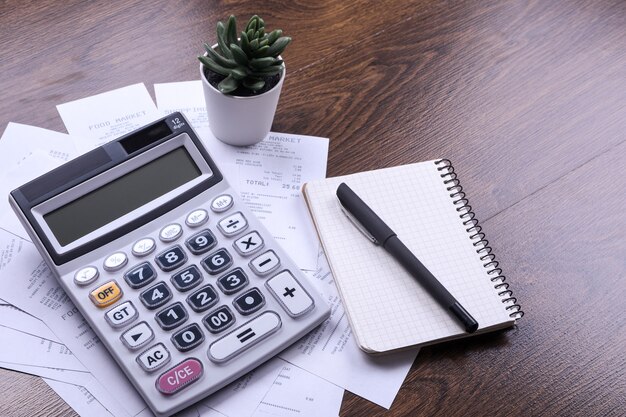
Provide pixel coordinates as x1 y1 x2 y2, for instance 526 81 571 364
89 280 123 308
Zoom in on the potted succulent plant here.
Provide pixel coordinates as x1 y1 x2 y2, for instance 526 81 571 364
199 15 291 146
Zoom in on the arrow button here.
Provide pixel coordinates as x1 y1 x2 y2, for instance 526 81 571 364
121 322 154 350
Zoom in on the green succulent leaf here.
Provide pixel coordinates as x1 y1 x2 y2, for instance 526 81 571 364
231 67 248 80
252 45 270 57
198 55 231 76
267 29 282 44
266 36 291 56
251 66 282 76
247 29 254 40
225 15 238 46
258 27 265 37
230 44 249 66
250 39 259 50
216 22 233 59
259 38 269 47
243 78 265 91
250 57 277 69
218 75 239 94
240 32 252 55
204 44 237 68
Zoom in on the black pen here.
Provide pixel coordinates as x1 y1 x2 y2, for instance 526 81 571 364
336 182 479 333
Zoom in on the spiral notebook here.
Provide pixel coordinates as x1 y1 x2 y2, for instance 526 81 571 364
302 159 523 354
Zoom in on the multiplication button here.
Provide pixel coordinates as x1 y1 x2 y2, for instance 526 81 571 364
266 271 315 317
249 250 280 276
74 266 98 286
103 252 127 272
233 231 264 256
211 194 233 213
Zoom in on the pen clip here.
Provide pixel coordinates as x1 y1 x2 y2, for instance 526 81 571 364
338 200 379 245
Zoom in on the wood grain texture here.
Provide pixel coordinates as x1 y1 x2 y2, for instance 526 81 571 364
0 0 625 416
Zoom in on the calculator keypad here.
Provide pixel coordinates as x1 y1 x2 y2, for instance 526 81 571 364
185 229 217 255
216 268 249 295
171 265 203 292
105 301 138 328
124 262 157 289
77 198 323 409
201 248 233 275
208 311 281 363
140 282 172 310
155 302 189 330
186 284 219 313
233 288 265 316
121 321 154 350
171 323 205 352
155 245 187 271
137 343 170 372
203 305 236 333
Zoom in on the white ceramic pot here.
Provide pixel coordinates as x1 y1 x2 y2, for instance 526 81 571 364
200 52 285 146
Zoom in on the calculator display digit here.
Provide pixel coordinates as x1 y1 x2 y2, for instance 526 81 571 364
44 147 200 246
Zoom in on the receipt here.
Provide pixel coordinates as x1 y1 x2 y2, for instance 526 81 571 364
57 83 161 153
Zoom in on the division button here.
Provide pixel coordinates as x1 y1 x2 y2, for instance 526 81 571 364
105 301 138 328
156 358 203 395
89 281 123 308
185 229 217 255
216 268 248 295
266 271 315 317
155 302 188 331
233 231 264 256
132 238 156 257
211 194 233 213
217 212 248 237
171 323 205 352
232 288 265 316
137 343 170 372
249 250 280 276
208 311 281 363
124 262 157 289
186 209 208 227
202 305 236 334
74 266 99 286
160 223 183 242
121 321 154 350
103 252 128 272
139 282 172 310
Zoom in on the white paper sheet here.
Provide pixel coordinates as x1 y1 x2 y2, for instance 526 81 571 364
279 252 418 409
253 361 344 417
154 81 327 271
44 378 114 417
57 83 160 153
0 123 78 239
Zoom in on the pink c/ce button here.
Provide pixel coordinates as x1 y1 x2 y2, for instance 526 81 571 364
156 358 203 395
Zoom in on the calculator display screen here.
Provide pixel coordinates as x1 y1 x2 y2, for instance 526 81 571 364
44 147 201 246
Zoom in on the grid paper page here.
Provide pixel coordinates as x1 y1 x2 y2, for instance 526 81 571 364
304 161 514 353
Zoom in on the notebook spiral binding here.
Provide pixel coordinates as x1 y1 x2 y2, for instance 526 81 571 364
435 159 524 319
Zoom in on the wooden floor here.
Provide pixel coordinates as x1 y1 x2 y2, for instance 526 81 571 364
1 0 625 416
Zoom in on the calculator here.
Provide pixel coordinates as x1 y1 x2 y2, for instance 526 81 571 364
9 113 330 417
